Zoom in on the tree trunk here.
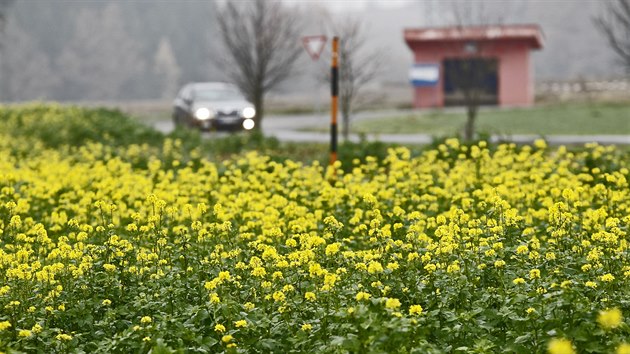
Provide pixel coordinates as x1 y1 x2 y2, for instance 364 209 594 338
341 106 350 142
253 92 264 131
464 105 477 141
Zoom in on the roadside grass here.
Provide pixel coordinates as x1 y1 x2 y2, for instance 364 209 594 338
349 102 630 136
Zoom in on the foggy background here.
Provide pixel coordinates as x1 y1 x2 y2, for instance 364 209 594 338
0 0 623 103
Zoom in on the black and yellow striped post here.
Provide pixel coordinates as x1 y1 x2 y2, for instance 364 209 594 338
330 36 339 165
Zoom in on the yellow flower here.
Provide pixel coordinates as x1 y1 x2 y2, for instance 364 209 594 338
0 321 11 331
547 338 575 354
31 323 43 334
210 293 221 303
204 280 218 290
386 262 399 271
446 263 460 273
513 278 526 285
214 324 226 333
143 337 151 342
367 261 384 274
526 307 536 315
409 305 423 315
222 334 233 343
534 139 547 149
597 308 623 330
585 281 597 288
494 260 506 268
560 280 572 289
600 273 615 282
301 323 312 331
304 292 316 301
325 243 340 256
140 316 152 324
103 264 116 272
234 320 247 328
102 299 112 306
356 291 371 301
56 333 73 341
218 271 231 281
529 269 541 279
251 267 266 277
617 343 630 354
424 263 437 273
272 291 285 303
0 286 10 296
385 298 401 310
244 302 255 311
18 329 32 337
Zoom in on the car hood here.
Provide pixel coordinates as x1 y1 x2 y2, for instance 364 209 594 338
192 100 253 112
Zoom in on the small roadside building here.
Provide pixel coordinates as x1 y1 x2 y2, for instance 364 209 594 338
404 24 544 108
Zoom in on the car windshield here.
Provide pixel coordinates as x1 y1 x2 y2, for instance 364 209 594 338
194 87 243 101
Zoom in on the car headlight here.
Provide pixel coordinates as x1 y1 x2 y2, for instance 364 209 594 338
194 107 213 120
243 118 255 130
242 107 256 119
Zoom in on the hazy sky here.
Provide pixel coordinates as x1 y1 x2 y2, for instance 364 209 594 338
286 0 416 12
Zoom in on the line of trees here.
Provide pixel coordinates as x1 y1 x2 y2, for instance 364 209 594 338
0 1 218 101
0 0 382 134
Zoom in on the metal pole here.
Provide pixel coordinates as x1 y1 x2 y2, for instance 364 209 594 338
330 36 339 165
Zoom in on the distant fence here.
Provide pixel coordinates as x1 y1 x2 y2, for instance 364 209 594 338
536 79 630 98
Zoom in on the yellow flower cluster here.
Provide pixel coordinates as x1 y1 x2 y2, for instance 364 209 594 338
0 114 628 353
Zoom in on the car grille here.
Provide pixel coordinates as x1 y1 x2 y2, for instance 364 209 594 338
217 110 239 117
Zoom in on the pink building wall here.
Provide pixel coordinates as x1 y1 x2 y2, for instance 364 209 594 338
405 25 543 109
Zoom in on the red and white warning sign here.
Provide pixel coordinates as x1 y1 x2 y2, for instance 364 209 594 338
301 35 327 61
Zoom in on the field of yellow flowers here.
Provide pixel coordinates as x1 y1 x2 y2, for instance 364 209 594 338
0 105 629 353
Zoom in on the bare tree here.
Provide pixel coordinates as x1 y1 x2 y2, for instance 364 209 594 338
426 0 517 141
423 0 523 141
594 0 630 73
327 18 383 141
446 53 497 142
454 2 498 141
215 0 303 130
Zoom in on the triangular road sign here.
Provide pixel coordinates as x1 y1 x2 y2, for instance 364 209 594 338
302 35 327 61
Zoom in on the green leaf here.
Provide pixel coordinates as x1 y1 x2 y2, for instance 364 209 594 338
259 339 278 350
513 333 531 344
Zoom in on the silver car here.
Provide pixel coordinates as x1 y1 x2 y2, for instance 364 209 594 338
172 82 256 131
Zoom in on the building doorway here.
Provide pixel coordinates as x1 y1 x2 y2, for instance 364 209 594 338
443 58 498 106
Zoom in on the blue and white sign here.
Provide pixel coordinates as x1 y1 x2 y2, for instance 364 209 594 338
409 63 440 87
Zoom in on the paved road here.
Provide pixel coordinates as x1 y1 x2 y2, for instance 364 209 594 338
152 111 630 145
